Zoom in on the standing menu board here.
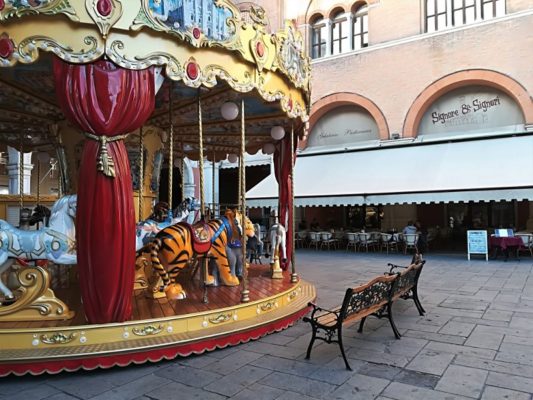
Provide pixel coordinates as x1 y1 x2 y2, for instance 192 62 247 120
467 230 488 261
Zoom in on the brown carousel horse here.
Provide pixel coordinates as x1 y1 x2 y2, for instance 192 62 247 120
148 209 248 300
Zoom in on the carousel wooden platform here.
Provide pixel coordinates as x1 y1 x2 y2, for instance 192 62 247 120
0 264 315 377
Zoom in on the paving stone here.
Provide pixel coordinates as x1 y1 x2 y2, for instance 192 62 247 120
503 334 533 347
435 364 488 398
509 316 533 330
347 348 410 368
177 354 218 368
258 371 336 398
154 364 222 387
228 383 284 400
425 341 497 360
243 341 306 359
249 354 320 377
438 321 476 337
464 327 504 350
382 382 473 400
0 375 50 396
393 369 440 389
308 358 360 385
329 373 390 400
7 384 60 400
203 349 265 375
483 309 513 322
403 330 466 345
452 315 509 327
90 374 172 400
203 365 272 397
47 372 118 399
486 371 533 394
453 355 533 379
43 394 81 400
405 349 455 375
274 391 321 400
146 381 226 400
496 343 533 366
481 386 532 400
356 362 403 380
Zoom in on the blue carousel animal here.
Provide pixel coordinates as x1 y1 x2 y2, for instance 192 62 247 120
135 198 198 252
0 195 77 302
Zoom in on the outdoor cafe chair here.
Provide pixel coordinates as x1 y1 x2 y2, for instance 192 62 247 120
380 233 398 254
320 232 337 250
308 232 321 250
402 233 419 254
346 232 358 252
516 233 533 257
358 232 378 252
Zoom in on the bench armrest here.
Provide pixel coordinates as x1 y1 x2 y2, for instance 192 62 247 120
305 302 340 321
387 263 407 274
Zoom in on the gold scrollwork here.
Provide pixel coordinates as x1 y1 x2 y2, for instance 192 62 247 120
40 332 77 345
208 313 232 324
132 324 164 336
0 0 78 22
0 265 74 322
260 301 276 312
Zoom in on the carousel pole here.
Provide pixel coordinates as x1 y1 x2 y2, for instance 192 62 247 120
290 124 298 283
18 134 23 211
138 127 144 221
212 150 215 218
198 91 209 304
180 139 185 202
168 84 174 212
240 99 250 303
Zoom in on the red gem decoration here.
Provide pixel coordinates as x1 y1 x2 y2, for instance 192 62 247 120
256 41 265 58
0 34 14 59
288 98 293 110
0 0 5 11
96 0 112 17
186 62 199 80
192 27 201 39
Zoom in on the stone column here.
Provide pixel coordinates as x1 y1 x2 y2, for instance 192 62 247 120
6 146 33 195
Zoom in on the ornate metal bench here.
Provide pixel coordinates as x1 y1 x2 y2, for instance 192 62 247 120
303 257 426 370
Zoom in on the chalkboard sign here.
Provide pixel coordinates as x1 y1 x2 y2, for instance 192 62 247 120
467 230 488 261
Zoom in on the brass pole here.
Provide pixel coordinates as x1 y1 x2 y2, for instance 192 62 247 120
19 135 23 210
212 150 216 218
198 93 205 218
168 84 174 210
138 127 144 221
290 124 298 283
240 99 250 303
181 139 185 203
36 160 40 205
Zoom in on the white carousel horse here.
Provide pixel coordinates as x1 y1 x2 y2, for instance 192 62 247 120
135 197 198 252
269 220 287 264
0 195 77 301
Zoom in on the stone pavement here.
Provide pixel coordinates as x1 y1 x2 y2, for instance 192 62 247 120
2 250 533 400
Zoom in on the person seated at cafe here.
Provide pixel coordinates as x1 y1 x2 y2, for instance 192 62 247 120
298 220 308 231
415 221 428 254
310 218 320 231
403 220 417 235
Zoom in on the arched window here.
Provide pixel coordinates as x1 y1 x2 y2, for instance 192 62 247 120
331 10 349 55
311 15 327 59
352 4 368 50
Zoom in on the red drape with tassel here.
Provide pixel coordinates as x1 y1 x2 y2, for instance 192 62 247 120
274 132 298 271
53 59 155 323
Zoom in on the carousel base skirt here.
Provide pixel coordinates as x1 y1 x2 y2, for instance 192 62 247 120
0 267 315 377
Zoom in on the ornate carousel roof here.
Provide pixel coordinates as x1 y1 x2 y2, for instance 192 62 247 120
0 0 311 158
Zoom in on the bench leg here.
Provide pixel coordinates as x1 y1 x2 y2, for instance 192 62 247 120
305 324 318 360
337 326 352 371
357 317 367 334
412 288 425 315
387 303 401 339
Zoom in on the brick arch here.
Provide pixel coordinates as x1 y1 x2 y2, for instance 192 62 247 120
403 69 533 138
328 4 348 19
302 92 389 149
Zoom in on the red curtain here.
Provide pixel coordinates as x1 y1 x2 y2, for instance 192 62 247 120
274 132 298 271
54 59 155 323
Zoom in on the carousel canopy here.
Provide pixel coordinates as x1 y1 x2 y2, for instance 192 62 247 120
0 0 311 158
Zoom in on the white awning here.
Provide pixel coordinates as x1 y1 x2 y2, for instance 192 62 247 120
246 135 533 207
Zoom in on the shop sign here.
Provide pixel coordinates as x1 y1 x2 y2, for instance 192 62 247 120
467 230 488 261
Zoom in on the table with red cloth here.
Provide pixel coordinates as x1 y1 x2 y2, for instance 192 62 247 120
488 236 525 260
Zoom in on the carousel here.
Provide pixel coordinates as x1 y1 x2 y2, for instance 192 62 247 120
0 0 314 376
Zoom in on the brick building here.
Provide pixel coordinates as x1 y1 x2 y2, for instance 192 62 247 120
246 0 533 244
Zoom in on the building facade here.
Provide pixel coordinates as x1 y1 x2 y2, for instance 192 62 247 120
246 0 533 242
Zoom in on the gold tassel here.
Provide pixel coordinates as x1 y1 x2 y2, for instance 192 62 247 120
84 132 129 179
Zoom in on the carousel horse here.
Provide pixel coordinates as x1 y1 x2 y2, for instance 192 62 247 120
224 212 255 278
148 209 245 299
0 195 77 302
135 198 198 252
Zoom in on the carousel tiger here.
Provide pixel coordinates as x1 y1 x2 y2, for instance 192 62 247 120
148 209 249 300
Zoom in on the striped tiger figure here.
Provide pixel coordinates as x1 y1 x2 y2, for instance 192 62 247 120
148 209 242 300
